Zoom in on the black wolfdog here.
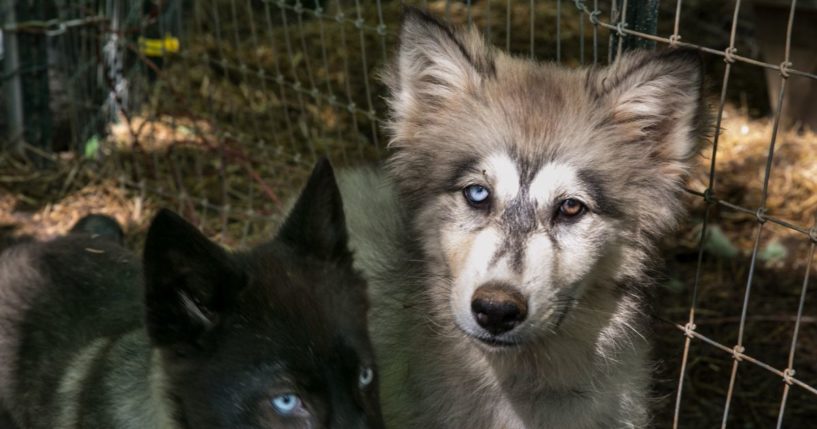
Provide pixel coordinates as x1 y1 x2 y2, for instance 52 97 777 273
0 159 382 429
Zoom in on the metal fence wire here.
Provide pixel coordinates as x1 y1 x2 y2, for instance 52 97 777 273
1 0 816 427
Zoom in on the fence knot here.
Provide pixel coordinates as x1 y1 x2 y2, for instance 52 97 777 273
779 61 792 78
755 208 767 224
573 0 585 10
589 10 602 25
783 368 796 385
355 18 365 29
335 13 345 23
346 102 357 113
46 21 67 37
683 322 696 337
669 34 682 47
615 21 628 37
809 225 817 243
377 24 387 36
703 188 715 205
293 2 303 14
731 345 745 361
723 47 737 64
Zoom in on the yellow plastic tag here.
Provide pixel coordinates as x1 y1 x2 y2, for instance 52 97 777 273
138 35 180 57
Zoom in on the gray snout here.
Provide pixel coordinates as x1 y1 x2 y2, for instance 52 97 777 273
470 283 528 335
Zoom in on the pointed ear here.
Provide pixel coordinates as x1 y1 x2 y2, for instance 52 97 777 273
277 158 352 264
386 7 495 121
142 209 243 349
592 48 709 162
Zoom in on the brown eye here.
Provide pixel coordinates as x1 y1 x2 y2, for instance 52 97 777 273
559 199 586 218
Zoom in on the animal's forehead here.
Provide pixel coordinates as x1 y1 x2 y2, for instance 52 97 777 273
474 152 580 200
240 258 369 338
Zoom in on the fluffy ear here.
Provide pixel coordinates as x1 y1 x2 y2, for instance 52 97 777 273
143 209 242 349
277 158 352 264
592 48 708 162
386 7 495 121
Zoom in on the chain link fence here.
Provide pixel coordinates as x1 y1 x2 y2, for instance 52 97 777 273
1 0 816 427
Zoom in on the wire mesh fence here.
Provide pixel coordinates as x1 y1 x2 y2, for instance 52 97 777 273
1 0 816 427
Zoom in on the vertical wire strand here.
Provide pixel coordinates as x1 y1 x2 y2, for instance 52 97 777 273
616 0 628 59
484 0 494 43
578 0 585 64
190 0 209 207
245 0 279 151
353 0 380 153
720 0 790 425
530 0 535 58
279 1 314 161
334 0 362 158
294 1 324 160
670 0 682 47
314 0 345 162
375 0 388 68
263 1 297 153
771 2 801 426
608 0 618 63
775 242 815 428
720 221 765 429
592 0 599 64
673 2 743 427
243 0 271 223
229 0 264 145
556 0 561 62
506 0 511 52
210 0 230 237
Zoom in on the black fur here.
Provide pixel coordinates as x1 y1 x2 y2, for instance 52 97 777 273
69 214 125 245
0 159 383 429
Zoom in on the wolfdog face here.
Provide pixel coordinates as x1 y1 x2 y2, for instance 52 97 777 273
144 160 383 428
384 10 707 348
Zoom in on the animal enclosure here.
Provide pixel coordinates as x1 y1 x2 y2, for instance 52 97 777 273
1 0 816 427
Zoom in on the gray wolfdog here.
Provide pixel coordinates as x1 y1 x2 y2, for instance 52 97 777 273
339 9 708 429
0 160 384 428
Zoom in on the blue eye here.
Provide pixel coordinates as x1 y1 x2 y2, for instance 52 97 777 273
271 393 304 416
359 367 374 388
463 185 490 207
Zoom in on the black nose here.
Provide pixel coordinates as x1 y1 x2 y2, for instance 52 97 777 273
470 283 528 335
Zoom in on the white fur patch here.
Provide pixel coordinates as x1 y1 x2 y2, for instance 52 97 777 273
519 233 557 317
482 152 520 202
110 346 177 429
55 338 110 427
447 226 512 334
528 162 580 206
